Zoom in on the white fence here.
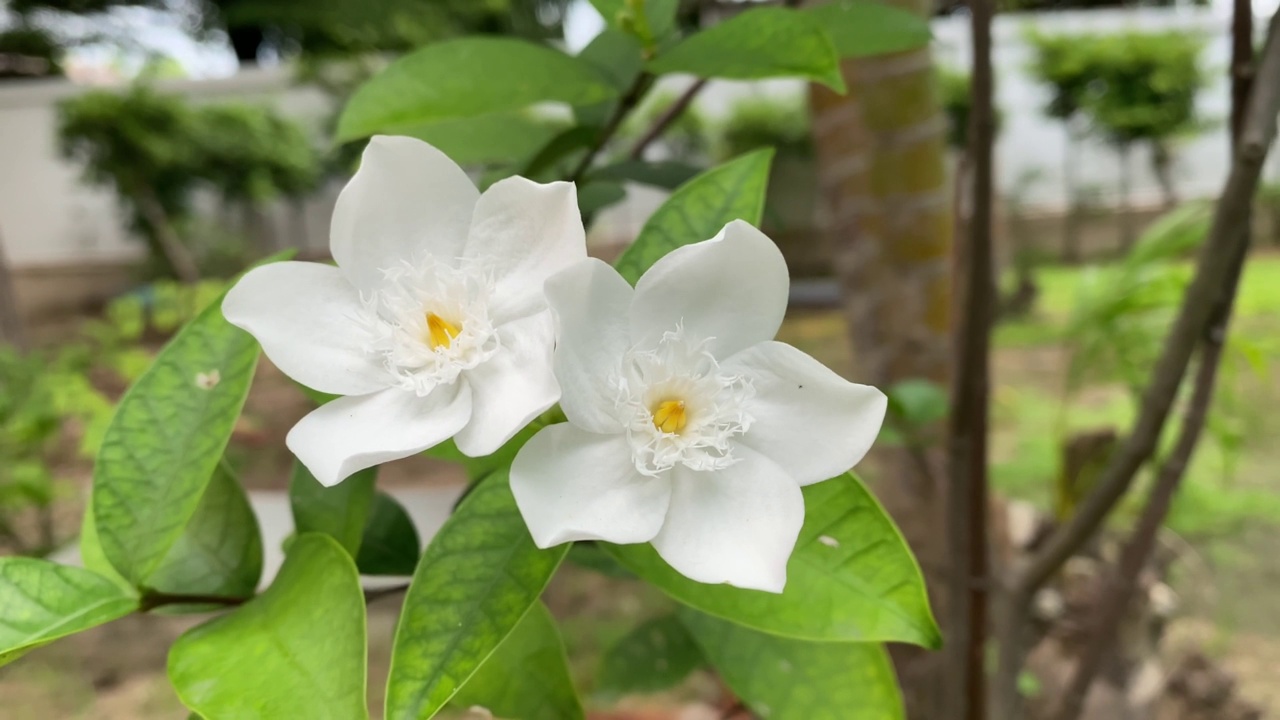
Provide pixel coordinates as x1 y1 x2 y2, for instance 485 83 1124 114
0 6 1276 270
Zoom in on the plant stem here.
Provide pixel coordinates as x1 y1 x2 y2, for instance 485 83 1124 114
627 78 708 160
138 591 249 612
568 72 655 183
945 0 995 716
991 9 1280 718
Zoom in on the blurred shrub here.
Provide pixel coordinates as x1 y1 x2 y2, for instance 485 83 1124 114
715 95 811 161
58 85 321 277
1026 29 1206 143
0 25 63 78
0 279 221 556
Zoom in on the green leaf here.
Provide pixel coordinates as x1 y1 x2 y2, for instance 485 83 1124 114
805 1 931 58
589 0 679 42
78 497 131 593
337 38 618 141
578 28 645 92
613 149 773 285
168 534 367 720
356 492 421 576
520 126 599 179
607 474 940 647
679 609 904 720
886 379 949 429
566 542 634 579
598 613 704 696
648 8 844 91
0 558 137 667
453 602 583 720
402 112 568 166
589 159 701 190
579 181 628 217
422 421 542 482
92 292 259 586
146 463 263 599
291 462 376 558
385 470 570 720
575 29 645 128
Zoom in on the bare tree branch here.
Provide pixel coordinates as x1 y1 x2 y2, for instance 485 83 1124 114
945 0 995 716
627 78 709 160
1049 6 1257 716
991 8 1280 719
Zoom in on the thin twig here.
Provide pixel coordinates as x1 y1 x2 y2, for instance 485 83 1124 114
945 0 996 716
568 72 655 183
627 78 708 160
1052 247 1247 720
991 9 1280 718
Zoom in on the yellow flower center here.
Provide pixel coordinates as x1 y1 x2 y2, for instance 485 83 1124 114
426 313 461 350
652 399 688 434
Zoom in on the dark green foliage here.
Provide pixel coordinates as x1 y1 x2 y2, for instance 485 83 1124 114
1026 30 1207 144
58 86 320 276
716 96 812 161
0 26 64 78
940 67 973 150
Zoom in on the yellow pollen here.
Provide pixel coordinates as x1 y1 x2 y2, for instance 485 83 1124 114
426 313 461 349
652 400 688 434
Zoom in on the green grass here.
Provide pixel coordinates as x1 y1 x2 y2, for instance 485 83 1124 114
990 251 1280 540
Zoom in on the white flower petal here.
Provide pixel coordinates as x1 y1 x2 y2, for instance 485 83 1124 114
511 424 673 547
650 447 803 593
453 312 560 457
222 261 388 396
630 219 788 359
287 382 472 487
545 259 633 434
723 341 887 486
464 177 586 323
330 136 479 291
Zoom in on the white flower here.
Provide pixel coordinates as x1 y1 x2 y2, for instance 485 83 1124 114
223 136 585 487
509 220 887 593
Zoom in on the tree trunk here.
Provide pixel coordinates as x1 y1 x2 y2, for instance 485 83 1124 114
1117 142 1137 254
0 228 27 351
134 185 201 284
1063 126 1083 263
807 1 953 716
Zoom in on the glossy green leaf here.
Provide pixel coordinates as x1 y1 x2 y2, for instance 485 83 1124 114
338 38 618 141
575 29 645 127
168 534 367 720
648 8 844 91
589 159 701 190
613 149 773 285
147 463 263 599
385 471 569 720
410 117 566 167
92 292 259 586
579 181 628 217
607 474 940 647
0 558 137 667
598 613 703 695
806 1 931 58
291 462 376 558
452 603 582 720
680 609 904 720
402 112 568 167
356 492 421 576
78 497 131 593
589 0 679 42
578 28 645 92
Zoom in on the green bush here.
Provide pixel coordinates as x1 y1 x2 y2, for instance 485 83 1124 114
0 26 64 78
58 86 321 277
715 95 811 161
